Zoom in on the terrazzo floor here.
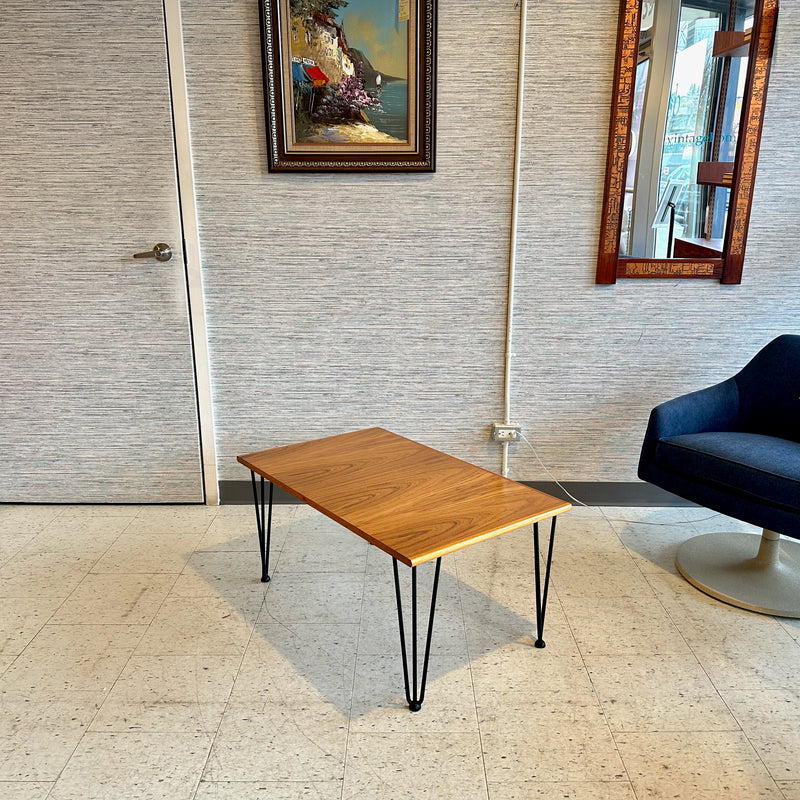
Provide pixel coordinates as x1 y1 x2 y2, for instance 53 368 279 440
0 502 798 799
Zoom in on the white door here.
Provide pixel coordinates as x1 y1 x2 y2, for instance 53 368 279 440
0 1 204 502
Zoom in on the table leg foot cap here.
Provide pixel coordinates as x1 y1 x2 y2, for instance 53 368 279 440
261 575 271 583
534 639 546 649
408 701 422 712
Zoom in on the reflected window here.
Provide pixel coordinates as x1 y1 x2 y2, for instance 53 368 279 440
654 7 721 256
622 0 753 259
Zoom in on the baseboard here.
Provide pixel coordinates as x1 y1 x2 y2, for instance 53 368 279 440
218 480 694 507
521 482 694 507
219 481 299 505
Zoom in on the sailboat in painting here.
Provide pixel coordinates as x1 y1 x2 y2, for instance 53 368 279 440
286 0 409 144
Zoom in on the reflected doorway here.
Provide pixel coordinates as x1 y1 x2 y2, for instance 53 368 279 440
623 0 753 259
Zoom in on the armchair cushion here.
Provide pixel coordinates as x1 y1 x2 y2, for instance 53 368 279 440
655 432 800 513
638 335 800 539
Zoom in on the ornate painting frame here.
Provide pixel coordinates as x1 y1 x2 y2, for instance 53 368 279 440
259 0 437 172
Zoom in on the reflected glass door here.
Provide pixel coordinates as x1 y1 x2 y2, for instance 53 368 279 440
653 7 721 256
622 0 755 260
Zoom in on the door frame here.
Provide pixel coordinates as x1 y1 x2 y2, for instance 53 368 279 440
164 0 219 505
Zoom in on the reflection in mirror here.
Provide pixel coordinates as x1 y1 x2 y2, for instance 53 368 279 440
597 0 779 284
623 0 754 260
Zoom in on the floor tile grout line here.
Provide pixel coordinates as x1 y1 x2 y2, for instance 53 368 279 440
639 567 748 732
686 640 794 790
624 507 800 791
188 506 269 799
454 546 492 800
563 509 639 795
69 507 219 790
340 525 372 800
165 500 290 799
190 600 268 798
632 539 794 790
2 513 150 666
19 511 184 797
249 510 311 637
8 507 261 796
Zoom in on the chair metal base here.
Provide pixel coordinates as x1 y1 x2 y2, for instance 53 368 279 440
676 529 800 618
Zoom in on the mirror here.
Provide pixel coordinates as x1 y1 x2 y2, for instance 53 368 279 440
597 0 779 284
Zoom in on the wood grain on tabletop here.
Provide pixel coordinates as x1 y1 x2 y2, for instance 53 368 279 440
238 427 571 567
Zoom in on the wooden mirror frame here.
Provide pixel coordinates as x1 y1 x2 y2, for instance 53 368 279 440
596 0 779 284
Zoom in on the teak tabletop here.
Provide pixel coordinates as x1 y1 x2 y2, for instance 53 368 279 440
237 427 571 567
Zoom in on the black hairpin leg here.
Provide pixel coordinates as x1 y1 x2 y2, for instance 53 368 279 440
533 517 558 648
250 472 274 583
392 557 442 712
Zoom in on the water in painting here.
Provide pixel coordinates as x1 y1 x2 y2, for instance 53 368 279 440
287 0 410 144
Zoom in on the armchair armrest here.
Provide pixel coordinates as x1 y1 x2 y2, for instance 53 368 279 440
639 378 740 469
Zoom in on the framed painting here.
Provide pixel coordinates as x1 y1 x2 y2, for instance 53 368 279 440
259 0 437 172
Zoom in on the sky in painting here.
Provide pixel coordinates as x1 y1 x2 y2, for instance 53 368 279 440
337 0 408 79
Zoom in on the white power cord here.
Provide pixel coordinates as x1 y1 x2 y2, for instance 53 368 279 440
518 431 588 508
515 431 721 526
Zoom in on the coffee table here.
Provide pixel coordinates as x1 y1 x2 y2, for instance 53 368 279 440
238 427 571 711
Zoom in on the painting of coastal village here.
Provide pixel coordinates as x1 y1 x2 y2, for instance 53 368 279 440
280 0 414 150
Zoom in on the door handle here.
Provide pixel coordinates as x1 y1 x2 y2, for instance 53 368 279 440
133 243 173 262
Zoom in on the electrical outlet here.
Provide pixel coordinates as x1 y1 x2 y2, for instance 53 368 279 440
492 423 522 442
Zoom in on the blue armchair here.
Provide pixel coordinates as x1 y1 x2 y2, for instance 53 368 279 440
638 334 800 617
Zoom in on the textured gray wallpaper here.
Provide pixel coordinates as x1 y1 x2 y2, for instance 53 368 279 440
183 0 521 480
3 0 797 501
183 0 800 487
184 0 800 488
